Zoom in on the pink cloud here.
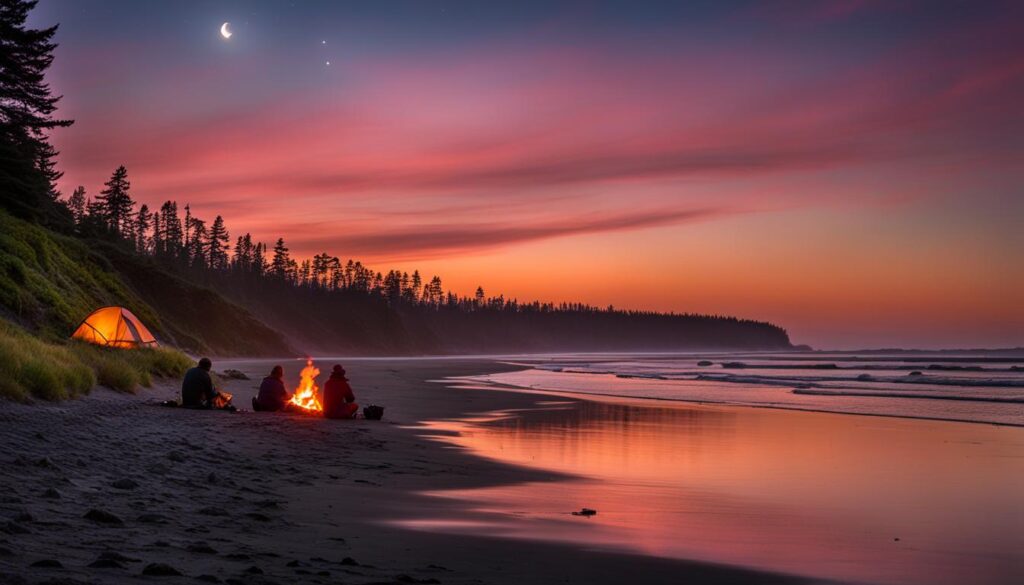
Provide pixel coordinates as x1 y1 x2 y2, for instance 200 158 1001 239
52 18 1024 262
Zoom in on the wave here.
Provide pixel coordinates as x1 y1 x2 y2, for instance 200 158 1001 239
792 388 1024 404
694 373 1024 388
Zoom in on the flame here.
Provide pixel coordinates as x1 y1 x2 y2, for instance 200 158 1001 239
289 358 323 413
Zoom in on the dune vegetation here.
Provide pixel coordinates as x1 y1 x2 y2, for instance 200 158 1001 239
0 319 192 401
0 210 190 400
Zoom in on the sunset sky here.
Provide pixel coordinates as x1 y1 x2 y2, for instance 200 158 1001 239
33 0 1023 349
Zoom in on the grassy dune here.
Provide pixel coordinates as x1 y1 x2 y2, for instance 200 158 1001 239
0 319 192 401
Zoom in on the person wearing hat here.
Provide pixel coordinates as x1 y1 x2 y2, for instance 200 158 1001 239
323 364 358 419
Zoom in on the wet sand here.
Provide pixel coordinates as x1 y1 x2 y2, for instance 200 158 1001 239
0 358 811 585
415 381 1024 585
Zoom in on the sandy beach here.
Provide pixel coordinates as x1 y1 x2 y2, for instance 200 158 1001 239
2 1 1020 582
1 358 815 585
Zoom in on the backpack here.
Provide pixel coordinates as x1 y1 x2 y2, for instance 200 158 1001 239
362 405 384 420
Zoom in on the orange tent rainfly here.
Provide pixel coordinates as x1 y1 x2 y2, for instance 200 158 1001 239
71 306 158 348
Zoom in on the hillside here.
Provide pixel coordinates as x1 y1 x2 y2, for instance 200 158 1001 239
0 210 291 356
0 208 791 360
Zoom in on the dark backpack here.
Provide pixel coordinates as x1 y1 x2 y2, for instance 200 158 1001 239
363 405 384 420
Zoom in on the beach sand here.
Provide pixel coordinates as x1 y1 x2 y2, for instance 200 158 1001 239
0 358 812 585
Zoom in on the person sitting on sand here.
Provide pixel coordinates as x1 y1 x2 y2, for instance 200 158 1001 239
181 357 232 409
253 365 290 412
323 364 359 419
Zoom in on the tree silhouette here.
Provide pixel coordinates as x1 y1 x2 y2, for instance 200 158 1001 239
135 203 151 252
96 166 133 236
188 217 207 267
55 168 792 353
208 215 230 269
155 201 184 258
67 186 86 225
270 238 291 279
0 0 73 223
183 204 192 251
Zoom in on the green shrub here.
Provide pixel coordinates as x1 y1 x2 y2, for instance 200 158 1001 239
19 360 62 400
69 343 192 394
0 320 95 401
93 355 140 393
123 347 193 379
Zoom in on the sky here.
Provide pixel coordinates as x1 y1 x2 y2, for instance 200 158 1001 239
31 0 1024 349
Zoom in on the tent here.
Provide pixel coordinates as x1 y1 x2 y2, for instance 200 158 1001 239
71 306 158 348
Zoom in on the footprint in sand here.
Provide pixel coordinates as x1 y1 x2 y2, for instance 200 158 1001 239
142 562 183 576
29 559 63 568
187 542 218 554
88 558 124 569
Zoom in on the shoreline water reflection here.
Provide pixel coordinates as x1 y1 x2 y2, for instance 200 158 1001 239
406 391 1024 585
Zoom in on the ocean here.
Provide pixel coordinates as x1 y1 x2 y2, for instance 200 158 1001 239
464 351 1024 425
401 352 1024 585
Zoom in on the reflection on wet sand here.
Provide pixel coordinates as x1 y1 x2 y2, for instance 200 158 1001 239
409 395 1024 585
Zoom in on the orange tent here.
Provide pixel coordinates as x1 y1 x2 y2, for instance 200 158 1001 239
71 306 158 348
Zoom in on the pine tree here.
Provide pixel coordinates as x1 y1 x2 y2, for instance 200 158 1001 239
233 234 255 272
183 204 191 249
207 215 229 269
253 242 267 276
66 186 86 224
411 271 422 301
189 218 207 267
384 270 402 302
327 256 341 289
96 165 134 236
270 238 291 278
135 203 151 252
428 276 444 305
80 196 106 234
0 0 74 223
312 252 330 286
157 201 183 258
150 210 162 254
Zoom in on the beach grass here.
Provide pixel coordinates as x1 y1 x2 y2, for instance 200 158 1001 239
0 319 192 401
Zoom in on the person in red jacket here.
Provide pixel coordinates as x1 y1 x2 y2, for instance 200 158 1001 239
253 365 290 411
323 364 359 419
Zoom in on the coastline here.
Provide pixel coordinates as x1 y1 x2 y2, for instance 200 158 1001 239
0 358 814 585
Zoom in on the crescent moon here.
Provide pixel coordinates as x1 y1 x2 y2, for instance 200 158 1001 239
220 22 232 39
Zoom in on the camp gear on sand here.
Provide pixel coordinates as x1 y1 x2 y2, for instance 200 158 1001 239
363 405 384 420
71 306 158 348
212 392 233 409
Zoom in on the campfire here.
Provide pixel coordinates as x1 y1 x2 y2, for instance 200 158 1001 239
289 358 323 413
